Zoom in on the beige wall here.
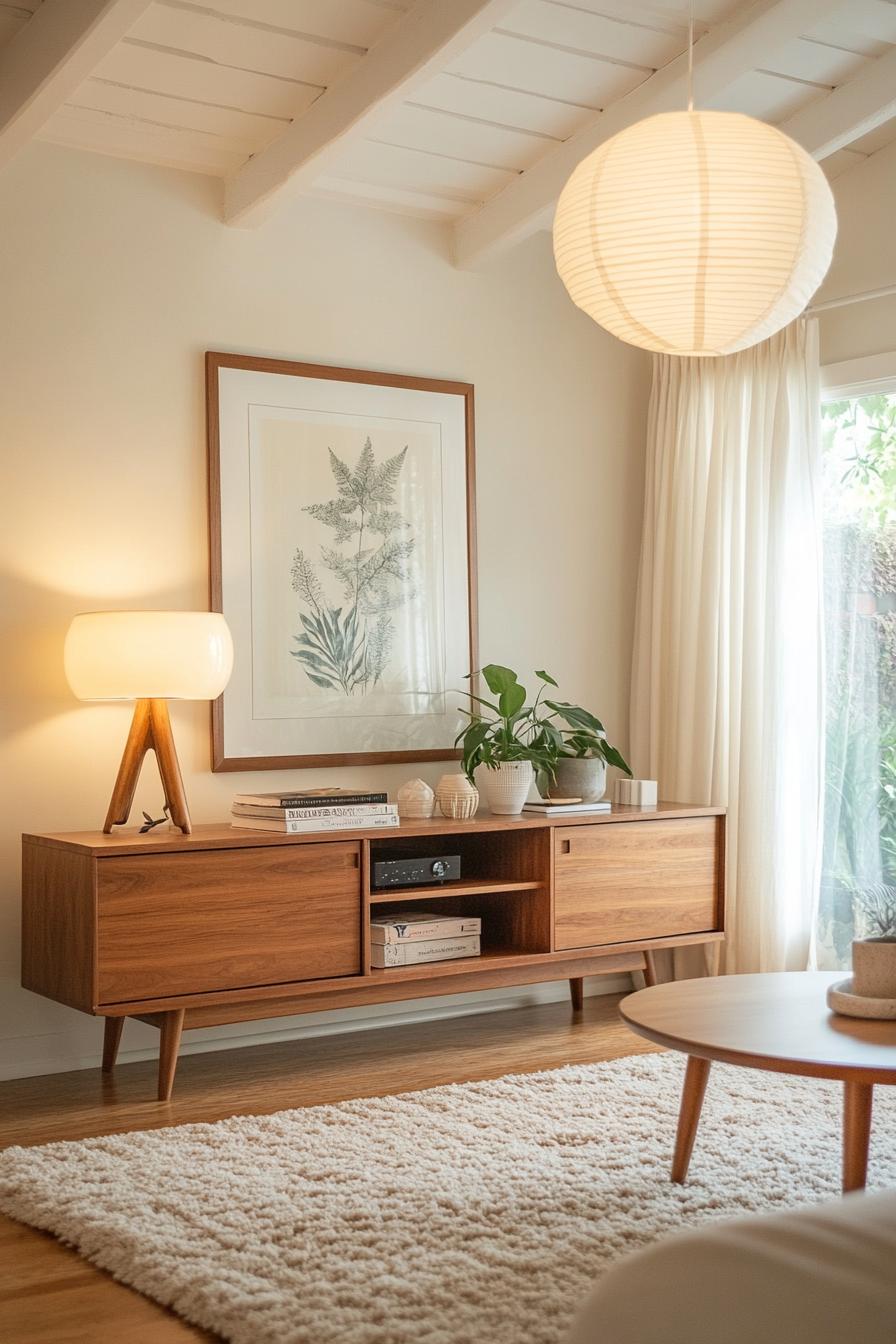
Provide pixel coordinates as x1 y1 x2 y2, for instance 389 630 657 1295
817 138 896 366
0 143 650 1078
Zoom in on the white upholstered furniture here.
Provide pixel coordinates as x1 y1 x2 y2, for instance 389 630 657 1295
567 1190 896 1344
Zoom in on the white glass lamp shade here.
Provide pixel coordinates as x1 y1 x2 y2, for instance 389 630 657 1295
553 110 837 356
64 611 234 701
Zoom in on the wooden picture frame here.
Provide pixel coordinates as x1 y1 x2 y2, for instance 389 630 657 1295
206 352 478 772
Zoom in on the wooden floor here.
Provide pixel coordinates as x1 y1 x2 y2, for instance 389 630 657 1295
0 993 657 1343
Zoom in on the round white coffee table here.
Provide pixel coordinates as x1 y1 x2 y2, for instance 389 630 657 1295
621 972 896 1192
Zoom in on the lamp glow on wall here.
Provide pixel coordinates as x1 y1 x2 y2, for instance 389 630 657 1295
553 108 837 356
65 611 233 836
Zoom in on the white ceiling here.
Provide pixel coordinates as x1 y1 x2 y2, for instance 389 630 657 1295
1 0 895 259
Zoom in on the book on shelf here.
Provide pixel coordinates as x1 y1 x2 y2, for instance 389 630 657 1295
232 788 388 809
231 813 399 834
370 913 481 945
232 803 397 821
371 934 481 968
522 799 612 815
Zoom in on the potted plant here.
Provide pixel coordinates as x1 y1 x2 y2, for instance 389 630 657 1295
456 665 631 815
550 704 632 802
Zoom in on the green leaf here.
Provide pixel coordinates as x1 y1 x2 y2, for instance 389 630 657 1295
561 732 595 758
461 719 491 755
498 682 527 720
542 722 565 750
599 742 632 776
460 689 502 716
480 664 519 697
456 706 497 724
535 670 558 687
546 701 605 735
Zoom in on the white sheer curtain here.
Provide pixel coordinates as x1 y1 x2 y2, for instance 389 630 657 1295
630 319 824 973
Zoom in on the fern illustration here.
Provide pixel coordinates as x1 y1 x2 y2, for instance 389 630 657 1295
290 438 416 695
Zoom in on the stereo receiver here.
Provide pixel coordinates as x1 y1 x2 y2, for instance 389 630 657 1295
372 851 461 889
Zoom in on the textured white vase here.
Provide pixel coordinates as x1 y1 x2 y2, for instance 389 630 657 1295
482 761 534 816
435 773 479 820
396 778 435 820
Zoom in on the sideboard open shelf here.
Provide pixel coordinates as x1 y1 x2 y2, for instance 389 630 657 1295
22 803 725 1099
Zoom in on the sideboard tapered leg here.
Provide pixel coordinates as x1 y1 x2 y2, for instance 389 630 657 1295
102 1016 124 1073
158 1009 185 1101
703 941 722 977
569 977 584 1012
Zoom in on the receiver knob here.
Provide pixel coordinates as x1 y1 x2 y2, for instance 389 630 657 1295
431 860 448 879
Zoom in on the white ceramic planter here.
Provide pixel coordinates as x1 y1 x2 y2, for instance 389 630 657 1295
482 761 534 816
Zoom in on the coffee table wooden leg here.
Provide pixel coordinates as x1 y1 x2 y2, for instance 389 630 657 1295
671 1056 711 1184
842 1081 873 1193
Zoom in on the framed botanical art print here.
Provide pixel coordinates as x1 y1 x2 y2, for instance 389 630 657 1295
206 352 477 770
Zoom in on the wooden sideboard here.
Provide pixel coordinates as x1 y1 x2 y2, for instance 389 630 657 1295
22 803 725 1099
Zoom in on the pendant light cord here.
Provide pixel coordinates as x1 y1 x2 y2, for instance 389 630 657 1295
693 0 698 112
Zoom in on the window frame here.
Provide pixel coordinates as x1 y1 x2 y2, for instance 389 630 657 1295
822 349 896 401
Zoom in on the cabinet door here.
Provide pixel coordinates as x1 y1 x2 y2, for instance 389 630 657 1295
554 818 721 950
96 843 361 1003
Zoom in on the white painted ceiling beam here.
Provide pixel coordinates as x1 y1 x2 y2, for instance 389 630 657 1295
0 0 153 173
779 44 896 160
224 0 519 228
452 0 844 269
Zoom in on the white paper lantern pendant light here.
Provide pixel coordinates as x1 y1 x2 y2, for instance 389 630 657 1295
553 9 837 356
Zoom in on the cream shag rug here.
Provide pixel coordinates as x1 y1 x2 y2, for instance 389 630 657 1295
2 1052 894 1344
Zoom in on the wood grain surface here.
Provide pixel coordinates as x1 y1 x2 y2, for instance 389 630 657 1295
22 841 96 1011
554 817 722 951
23 806 726 1101
622 972 896 1084
96 843 361 1002
25 803 726 857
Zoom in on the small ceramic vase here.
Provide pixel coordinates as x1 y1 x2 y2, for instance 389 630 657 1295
481 761 533 816
435 773 479 820
396 778 435 820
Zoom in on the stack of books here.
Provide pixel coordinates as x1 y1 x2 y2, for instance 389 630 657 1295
370 912 481 968
231 788 399 834
522 798 611 815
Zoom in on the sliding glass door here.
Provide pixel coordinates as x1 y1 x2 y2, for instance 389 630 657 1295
816 386 896 967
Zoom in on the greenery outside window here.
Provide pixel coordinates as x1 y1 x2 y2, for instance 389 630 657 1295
816 387 896 965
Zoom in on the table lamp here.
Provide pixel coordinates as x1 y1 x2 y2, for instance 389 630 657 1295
64 611 233 835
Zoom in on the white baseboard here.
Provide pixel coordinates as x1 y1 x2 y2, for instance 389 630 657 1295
0 974 634 1082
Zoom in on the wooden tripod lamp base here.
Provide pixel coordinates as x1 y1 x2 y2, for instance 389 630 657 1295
104 698 192 835
64 611 233 838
